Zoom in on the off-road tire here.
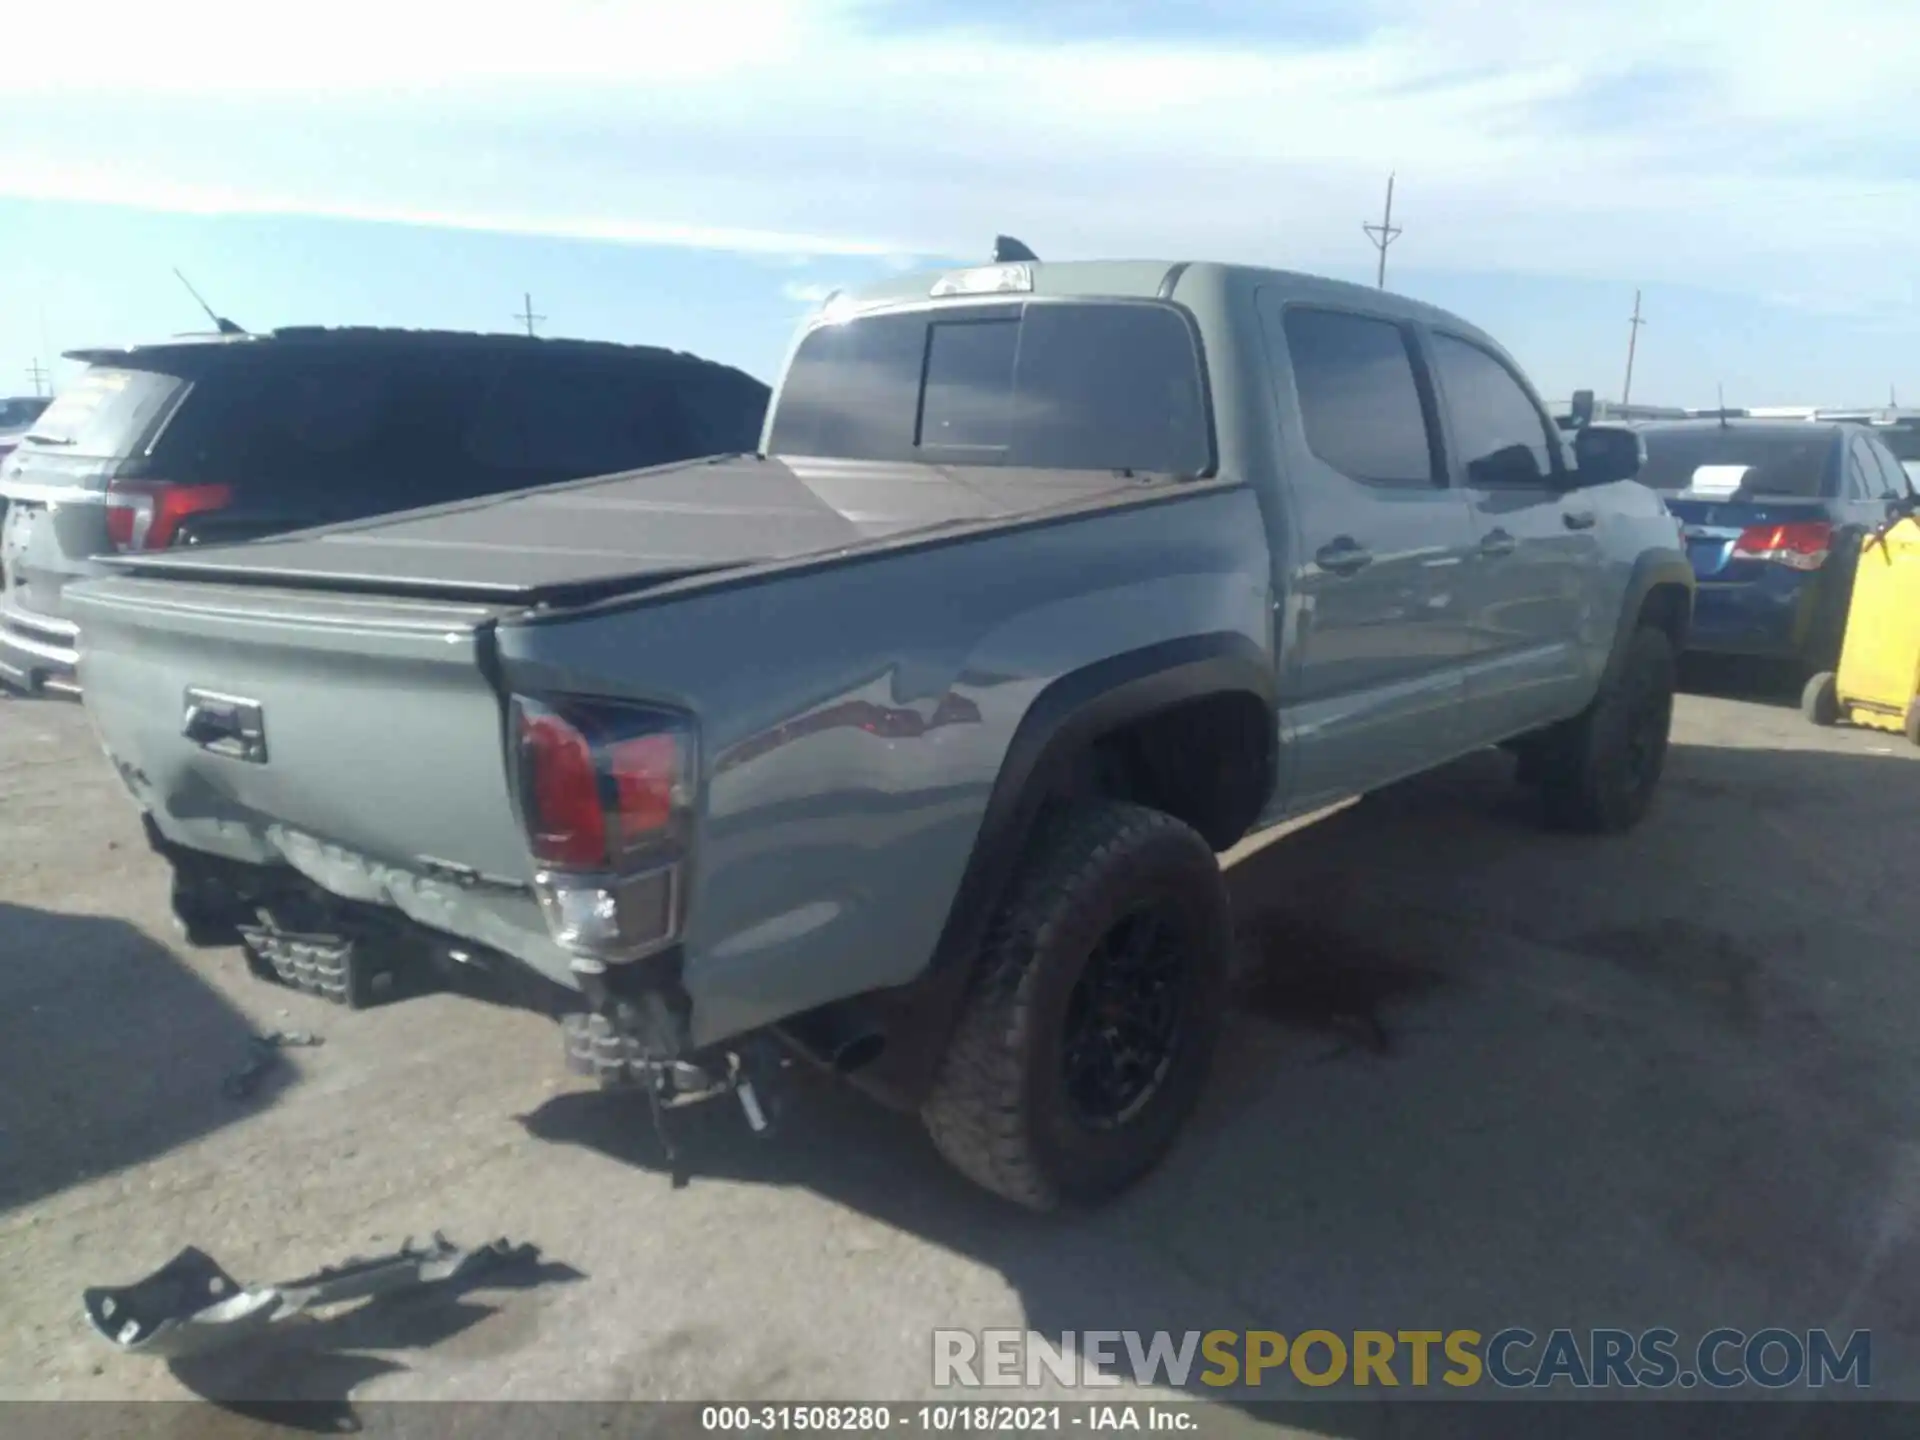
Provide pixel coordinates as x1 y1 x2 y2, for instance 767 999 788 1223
1537 625 1677 834
921 800 1231 1212
1800 670 1841 727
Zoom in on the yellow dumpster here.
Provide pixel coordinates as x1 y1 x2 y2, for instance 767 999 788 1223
1802 511 1920 744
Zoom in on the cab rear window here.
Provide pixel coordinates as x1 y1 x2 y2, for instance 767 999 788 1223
17 368 184 458
767 300 1211 476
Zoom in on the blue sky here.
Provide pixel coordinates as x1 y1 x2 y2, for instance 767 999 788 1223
1 0 1915 408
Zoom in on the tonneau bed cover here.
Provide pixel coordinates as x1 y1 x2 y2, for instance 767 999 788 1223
98 452 1149 604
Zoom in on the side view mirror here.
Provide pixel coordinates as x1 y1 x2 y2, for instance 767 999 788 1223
1572 424 1643 487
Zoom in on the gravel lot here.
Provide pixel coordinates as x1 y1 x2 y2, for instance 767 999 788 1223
4 670 1918 1430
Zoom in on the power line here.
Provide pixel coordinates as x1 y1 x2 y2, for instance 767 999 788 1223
1361 172 1403 290
1622 289 1647 407
513 292 546 338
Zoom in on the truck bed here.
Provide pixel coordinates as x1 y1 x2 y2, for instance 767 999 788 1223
66 451 1168 987
99 453 1148 604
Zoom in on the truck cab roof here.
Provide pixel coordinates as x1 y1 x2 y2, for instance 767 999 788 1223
823 257 1507 349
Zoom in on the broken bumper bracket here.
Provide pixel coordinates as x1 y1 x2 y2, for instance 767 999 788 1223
83 1232 529 1360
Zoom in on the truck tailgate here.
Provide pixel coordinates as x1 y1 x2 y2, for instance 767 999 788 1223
70 575 531 887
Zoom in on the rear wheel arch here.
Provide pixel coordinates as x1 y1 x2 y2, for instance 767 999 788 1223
826 633 1276 1111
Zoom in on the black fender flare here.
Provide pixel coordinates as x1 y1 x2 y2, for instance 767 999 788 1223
1602 548 1694 687
786 631 1276 1111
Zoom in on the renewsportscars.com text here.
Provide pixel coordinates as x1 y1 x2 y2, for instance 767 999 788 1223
933 1328 1871 1391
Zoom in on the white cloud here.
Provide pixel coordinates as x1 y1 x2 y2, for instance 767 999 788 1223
781 282 841 307
0 0 1916 314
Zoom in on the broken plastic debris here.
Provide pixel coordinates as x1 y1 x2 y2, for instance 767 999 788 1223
82 1233 533 1360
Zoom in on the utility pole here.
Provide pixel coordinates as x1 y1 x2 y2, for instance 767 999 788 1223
1361 172 1402 290
26 359 50 397
513 292 546 338
1622 289 1646 407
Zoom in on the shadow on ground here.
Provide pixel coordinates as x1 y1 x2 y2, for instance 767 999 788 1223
521 740 1920 1432
0 904 296 1212
1678 653 1806 708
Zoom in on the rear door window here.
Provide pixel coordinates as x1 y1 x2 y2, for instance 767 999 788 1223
1279 307 1438 487
767 300 1211 475
17 367 184 458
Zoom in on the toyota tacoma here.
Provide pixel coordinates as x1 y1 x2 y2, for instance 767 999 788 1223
68 249 1691 1210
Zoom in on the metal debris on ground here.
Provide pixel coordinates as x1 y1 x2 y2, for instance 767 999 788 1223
82 1232 536 1360
220 1029 324 1101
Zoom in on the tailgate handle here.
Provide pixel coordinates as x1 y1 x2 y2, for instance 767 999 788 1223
182 690 269 764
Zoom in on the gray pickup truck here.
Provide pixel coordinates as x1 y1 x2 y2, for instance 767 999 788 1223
70 253 1692 1210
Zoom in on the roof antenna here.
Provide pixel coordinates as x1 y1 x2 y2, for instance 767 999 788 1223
992 235 1039 264
171 267 245 336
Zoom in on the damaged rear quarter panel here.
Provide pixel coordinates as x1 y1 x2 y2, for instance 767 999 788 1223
493 483 1274 1049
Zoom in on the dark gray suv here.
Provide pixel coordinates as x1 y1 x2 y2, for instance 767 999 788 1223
0 328 769 696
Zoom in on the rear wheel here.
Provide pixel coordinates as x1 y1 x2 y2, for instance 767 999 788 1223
921 800 1231 1211
1536 625 1677 834
1800 670 1841 727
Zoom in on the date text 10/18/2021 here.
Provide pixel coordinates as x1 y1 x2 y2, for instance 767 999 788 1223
702 1406 1191 1432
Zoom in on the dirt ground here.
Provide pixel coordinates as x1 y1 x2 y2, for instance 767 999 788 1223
3 665 1918 1432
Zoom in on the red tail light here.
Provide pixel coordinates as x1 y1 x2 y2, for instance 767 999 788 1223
518 708 609 868
511 695 696 965
1732 520 1832 572
104 480 233 552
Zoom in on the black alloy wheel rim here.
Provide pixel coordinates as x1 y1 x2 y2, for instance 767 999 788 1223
1062 902 1190 1129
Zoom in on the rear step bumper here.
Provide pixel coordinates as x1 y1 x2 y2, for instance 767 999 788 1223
0 603 81 696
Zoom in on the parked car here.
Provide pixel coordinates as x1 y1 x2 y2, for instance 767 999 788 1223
0 328 769 696
1811 408 1920 491
0 395 52 524
69 254 1689 1210
1633 417 1912 674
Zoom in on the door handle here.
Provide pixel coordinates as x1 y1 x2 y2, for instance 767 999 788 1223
1314 537 1373 576
1563 509 1597 531
1479 528 1517 558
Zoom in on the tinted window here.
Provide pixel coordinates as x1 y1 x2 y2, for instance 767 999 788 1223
1865 438 1911 497
18 367 183 458
1279 307 1436 486
465 357 694 478
1429 332 1556 487
157 353 492 509
0 396 49 432
1634 430 1836 498
919 319 1018 454
675 367 770 455
155 348 760 515
1846 439 1878 499
767 301 1210 475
